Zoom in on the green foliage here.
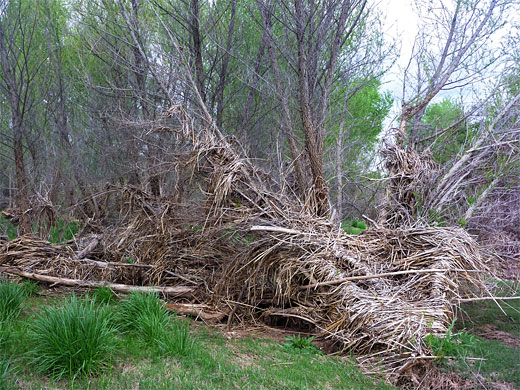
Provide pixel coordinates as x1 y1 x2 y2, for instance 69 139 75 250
0 217 16 241
283 334 320 354
0 280 26 322
341 219 367 234
422 99 472 164
117 292 194 357
0 322 10 353
0 357 14 390
158 318 195 357
20 280 40 297
425 320 476 361
27 295 117 380
48 219 80 244
92 287 116 305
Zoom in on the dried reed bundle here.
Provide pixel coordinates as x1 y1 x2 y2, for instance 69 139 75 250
0 106 488 381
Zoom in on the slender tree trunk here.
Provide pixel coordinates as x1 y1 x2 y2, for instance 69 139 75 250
190 0 205 102
215 0 236 129
294 0 328 216
257 0 307 197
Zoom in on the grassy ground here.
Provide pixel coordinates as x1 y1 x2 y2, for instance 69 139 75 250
440 281 520 388
1 280 518 389
1 288 394 390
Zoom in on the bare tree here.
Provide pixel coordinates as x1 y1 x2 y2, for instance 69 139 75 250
381 0 520 228
0 0 49 229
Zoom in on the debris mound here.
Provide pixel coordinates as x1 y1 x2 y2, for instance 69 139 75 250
0 106 487 379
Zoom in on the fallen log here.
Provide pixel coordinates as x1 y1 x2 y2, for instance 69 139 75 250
0 266 194 295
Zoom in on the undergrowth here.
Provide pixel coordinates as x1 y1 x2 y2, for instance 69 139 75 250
0 357 14 390
0 280 27 322
27 294 117 380
92 287 116 305
117 292 194 357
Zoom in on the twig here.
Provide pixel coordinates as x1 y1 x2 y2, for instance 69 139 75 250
299 269 482 290
250 225 303 235
457 296 520 303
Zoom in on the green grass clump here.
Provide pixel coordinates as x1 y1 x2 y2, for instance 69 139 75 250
0 280 26 322
117 292 194 356
20 280 40 297
283 334 320 354
0 357 14 390
92 287 116 305
27 295 117 380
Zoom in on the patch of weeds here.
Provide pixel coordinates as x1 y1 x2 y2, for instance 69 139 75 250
117 292 194 357
341 219 366 234
158 318 195 357
92 287 116 305
48 219 80 244
283 334 321 354
425 320 477 361
27 294 117 380
0 280 26 322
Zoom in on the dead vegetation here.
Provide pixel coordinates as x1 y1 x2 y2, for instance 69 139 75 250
0 106 490 383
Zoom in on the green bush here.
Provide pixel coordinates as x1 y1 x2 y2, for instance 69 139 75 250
0 280 26 322
117 292 194 356
27 295 117 380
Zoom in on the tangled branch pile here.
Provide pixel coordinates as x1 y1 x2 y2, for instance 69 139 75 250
0 107 487 379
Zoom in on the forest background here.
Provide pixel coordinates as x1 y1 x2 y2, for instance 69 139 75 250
0 0 519 265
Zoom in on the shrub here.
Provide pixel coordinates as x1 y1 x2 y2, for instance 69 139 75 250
27 295 117 380
0 280 26 322
117 292 194 356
